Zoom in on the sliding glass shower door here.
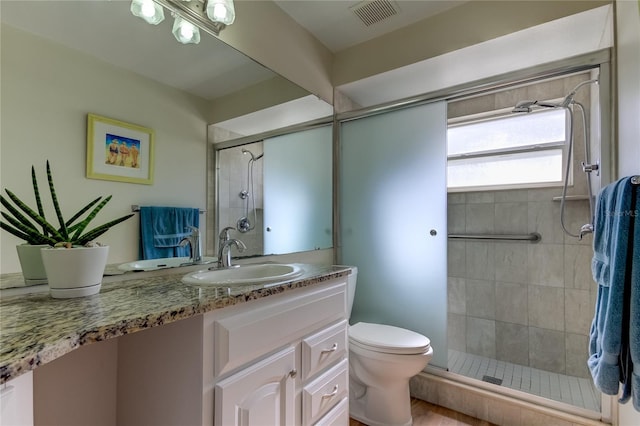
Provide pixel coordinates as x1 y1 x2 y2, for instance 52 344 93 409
263 125 333 255
339 101 448 368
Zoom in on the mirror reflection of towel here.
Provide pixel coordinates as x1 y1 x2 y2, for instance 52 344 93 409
139 206 199 259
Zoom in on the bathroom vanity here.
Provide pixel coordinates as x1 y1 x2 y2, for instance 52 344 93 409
0 264 351 426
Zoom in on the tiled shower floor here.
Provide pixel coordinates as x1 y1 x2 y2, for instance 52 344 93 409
448 349 601 412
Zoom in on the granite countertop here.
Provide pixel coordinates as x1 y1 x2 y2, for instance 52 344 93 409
0 263 351 384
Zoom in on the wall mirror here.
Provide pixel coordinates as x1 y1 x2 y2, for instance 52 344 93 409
212 119 334 258
1 0 333 268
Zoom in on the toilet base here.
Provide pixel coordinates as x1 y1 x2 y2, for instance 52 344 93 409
349 377 413 426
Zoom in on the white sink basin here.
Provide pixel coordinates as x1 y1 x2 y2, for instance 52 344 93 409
181 263 303 286
118 257 217 272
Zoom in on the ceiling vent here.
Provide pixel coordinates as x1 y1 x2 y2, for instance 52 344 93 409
350 0 399 27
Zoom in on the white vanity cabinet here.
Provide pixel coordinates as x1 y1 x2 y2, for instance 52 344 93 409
115 275 349 426
0 371 34 426
207 279 349 426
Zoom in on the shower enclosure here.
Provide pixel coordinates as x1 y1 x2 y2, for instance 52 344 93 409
445 70 604 415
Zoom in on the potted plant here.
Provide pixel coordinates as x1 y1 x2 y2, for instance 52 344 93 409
1 161 133 298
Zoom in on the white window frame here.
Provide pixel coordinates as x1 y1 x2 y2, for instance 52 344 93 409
446 104 571 192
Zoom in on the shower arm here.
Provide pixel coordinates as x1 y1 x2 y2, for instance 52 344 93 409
237 148 263 233
512 79 599 113
559 79 599 107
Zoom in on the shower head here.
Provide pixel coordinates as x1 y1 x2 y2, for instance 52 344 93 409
512 100 561 113
513 77 599 113
241 148 263 162
559 78 599 108
512 101 536 113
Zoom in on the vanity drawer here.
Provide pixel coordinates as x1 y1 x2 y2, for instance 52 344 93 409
212 281 347 376
302 320 348 380
314 397 348 426
302 359 348 426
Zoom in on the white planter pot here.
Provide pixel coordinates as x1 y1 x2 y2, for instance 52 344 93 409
41 246 109 298
15 244 48 285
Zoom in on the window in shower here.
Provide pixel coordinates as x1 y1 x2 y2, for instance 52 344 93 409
447 108 568 190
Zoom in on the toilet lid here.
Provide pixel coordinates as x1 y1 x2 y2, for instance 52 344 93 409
349 322 431 355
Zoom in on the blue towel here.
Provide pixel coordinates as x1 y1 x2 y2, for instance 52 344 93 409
139 206 199 260
626 183 640 410
588 176 640 410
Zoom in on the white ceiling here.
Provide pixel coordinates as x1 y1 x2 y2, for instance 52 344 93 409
273 0 466 52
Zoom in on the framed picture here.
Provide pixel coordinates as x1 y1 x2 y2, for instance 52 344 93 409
86 114 155 185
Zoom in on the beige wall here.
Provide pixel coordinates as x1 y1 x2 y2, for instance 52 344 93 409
615 0 640 180
218 0 334 104
207 75 309 124
212 1 610 100
0 25 210 274
332 0 610 86
615 0 640 424
34 339 118 425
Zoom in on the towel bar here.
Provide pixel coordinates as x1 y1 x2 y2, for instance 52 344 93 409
447 233 541 242
131 205 206 213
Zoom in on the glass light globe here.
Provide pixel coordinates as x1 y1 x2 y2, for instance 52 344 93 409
172 16 201 44
206 0 235 25
141 1 155 18
130 0 165 25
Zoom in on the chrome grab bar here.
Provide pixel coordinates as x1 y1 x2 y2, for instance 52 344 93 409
447 232 541 242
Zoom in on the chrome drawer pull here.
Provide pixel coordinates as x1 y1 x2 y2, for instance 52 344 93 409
321 343 338 354
321 385 339 399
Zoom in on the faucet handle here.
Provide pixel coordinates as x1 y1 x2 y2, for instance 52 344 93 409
235 239 247 252
185 225 199 235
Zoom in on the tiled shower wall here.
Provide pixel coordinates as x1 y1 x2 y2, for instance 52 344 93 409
446 73 599 378
216 141 264 257
447 190 595 378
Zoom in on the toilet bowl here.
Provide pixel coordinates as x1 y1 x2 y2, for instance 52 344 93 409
346 268 433 426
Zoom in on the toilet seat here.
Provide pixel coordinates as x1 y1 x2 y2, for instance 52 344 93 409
349 322 431 355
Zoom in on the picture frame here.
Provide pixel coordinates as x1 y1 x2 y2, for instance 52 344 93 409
86 113 155 185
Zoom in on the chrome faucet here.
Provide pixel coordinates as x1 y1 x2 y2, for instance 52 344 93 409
218 226 246 268
179 225 202 263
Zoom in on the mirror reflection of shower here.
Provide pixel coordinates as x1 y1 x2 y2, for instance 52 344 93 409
237 148 264 233
513 78 599 239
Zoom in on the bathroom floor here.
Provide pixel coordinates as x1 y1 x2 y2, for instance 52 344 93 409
348 398 496 426
448 349 601 412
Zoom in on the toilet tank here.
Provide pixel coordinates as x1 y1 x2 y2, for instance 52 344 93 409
346 267 357 319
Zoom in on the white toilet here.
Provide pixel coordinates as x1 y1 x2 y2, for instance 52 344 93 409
346 267 433 426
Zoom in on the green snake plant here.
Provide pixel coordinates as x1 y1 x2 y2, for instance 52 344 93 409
0 161 133 247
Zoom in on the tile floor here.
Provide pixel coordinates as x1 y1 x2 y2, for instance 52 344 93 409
448 349 601 412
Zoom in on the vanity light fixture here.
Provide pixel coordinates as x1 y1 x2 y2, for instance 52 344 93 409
130 0 165 25
206 0 235 27
172 14 201 44
170 0 236 36
131 0 236 43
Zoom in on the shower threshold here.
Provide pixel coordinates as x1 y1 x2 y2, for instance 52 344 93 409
445 349 602 414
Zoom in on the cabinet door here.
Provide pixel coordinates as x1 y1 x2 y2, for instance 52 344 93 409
0 372 34 426
215 347 296 426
